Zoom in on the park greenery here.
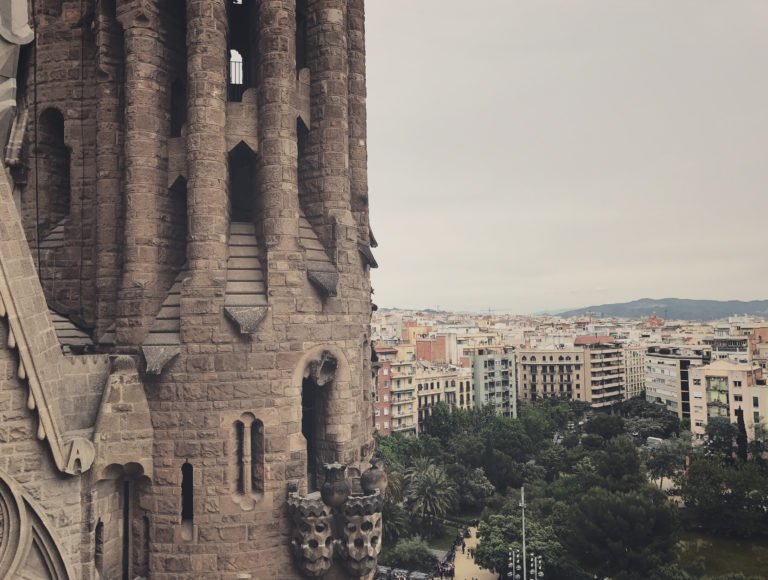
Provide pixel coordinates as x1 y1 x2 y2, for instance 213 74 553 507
377 394 768 579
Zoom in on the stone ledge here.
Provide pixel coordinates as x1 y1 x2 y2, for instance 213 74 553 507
357 243 378 269
224 305 269 334
141 345 180 375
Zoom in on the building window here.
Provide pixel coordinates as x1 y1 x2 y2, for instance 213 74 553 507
383 394 389 402
375 422 380 430
181 462 193 538
384 408 389 416
384 421 389 429
375 409 380 416
734 381 742 387
755 412 760 424
734 395 743 402
754 397 760 408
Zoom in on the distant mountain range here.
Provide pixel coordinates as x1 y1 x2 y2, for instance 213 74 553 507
555 298 768 322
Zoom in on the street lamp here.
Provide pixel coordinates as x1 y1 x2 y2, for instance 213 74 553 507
529 552 544 579
508 547 522 579
520 486 527 580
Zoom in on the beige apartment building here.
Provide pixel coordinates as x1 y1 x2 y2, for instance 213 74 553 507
645 346 709 420
416 365 461 434
518 348 585 402
623 347 647 399
517 338 625 408
690 361 767 441
575 337 626 408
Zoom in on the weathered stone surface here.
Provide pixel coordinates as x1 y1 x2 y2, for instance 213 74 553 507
0 0 377 577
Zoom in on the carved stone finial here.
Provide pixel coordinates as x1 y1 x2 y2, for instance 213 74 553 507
287 494 335 578
360 457 387 495
337 491 383 578
319 463 350 509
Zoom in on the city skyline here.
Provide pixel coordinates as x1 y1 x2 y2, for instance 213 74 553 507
366 1 768 314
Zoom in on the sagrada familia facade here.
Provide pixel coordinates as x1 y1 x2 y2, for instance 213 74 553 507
0 0 383 578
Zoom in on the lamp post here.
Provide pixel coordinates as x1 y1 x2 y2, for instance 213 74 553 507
529 552 543 579
508 547 522 579
520 486 527 580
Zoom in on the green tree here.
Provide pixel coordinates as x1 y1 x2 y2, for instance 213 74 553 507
584 413 625 440
404 463 458 538
446 464 495 511
473 505 587 579
565 486 680 579
379 536 438 572
705 420 737 458
735 408 748 462
382 500 410 545
645 434 692 489
593 435 645 492
679 457 768 537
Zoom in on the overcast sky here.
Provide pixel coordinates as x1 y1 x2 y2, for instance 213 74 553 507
365 1 768 314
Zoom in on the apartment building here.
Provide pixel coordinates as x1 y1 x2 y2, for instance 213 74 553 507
388 359 419 436
416 365 461 434
645 346 709 419
518 348 584 403
470 346 517 417
689 361 766 441
749 327 768 371
574 336 625 408
373 345 398 435
623 347 647 399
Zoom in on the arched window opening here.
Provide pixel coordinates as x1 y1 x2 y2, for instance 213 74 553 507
228 142 257 222
170 78 186 137
302 377 320 491
296 0 307 70
167 177 188 269
235 420 245 494
94 520 104 577
37 108 70 235
251 420 264 493
122 481 130 580
233 415 265 500
181 462 193 535
228 0 253 101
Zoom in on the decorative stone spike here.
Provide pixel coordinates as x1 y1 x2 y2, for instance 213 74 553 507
27 391 35 410
37 420 45 441
8 327 15 349
18 360 25 380
0 293 5 316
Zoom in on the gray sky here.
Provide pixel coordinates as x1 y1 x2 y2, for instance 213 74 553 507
365 1 768 314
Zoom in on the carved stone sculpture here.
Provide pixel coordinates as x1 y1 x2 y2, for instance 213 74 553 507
287 494 335 577
337 491 383 578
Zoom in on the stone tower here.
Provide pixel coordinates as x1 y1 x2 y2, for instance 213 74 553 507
0 0 381 578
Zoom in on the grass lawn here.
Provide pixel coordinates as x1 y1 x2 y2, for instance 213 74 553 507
426 523 461 552
678 530 768 577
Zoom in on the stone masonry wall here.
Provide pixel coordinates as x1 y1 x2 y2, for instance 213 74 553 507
8 0 378 577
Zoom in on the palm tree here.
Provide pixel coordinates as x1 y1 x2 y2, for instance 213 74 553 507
404 464 458 539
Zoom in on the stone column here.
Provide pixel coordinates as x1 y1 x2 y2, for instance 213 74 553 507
116 2 167 346
347 0 369 243
305 0 354 259
183 0 228 342
94 2 123 341
256 1 301 294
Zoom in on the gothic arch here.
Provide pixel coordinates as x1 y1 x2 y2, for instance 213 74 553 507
292 345 352 491
0 469 74 579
